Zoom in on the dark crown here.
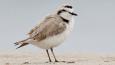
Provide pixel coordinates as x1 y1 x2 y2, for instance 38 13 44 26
64 5 72 9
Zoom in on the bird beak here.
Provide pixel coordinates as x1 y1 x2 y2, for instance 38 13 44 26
71 12 78 16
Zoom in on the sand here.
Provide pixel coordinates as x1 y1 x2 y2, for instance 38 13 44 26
0 52 115 65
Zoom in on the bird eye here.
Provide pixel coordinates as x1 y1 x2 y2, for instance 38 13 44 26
61 9 66 12
57 9 67 15
64 5 72 9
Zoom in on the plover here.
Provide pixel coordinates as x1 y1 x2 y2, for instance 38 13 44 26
15 4 77 62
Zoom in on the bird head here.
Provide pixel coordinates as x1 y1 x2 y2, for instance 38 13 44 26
57 4 78 20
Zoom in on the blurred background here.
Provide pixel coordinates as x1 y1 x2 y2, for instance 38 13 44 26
0 0 115 53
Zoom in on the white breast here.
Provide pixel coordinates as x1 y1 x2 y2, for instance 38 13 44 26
28 19 74 49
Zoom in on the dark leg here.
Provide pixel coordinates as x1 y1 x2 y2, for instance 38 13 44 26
50 48 58 62
50 48 74 63
46 49 52 62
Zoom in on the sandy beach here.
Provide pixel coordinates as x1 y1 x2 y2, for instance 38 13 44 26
0 52 115 65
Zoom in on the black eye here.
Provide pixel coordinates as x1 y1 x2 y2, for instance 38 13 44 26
61 9 66 12
57 9 67 15
64 5 72 9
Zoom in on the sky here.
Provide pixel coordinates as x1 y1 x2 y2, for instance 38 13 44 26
0 0 115 53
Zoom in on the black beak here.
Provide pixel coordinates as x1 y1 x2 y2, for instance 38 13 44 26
70 12 78 16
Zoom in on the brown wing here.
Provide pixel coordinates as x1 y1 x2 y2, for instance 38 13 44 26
28 16 66 41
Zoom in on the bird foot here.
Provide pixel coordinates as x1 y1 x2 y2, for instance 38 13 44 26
46 60 75 64
54 60 75 63
45 61 52 63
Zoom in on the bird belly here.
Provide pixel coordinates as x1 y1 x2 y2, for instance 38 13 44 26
29 30 69 49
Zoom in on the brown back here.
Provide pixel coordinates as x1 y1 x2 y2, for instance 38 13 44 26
28 15 67 41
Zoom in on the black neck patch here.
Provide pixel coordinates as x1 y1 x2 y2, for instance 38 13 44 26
60 16 69 24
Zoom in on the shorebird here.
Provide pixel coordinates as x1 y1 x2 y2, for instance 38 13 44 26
15 4 77 62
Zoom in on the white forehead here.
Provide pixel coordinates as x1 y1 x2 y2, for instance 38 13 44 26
63 7 73 12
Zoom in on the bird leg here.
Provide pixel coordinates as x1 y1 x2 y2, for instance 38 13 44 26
50 48 73 63
46 49 52 62
50 48 59 62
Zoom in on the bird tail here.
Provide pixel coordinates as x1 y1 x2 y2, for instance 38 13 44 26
14 38 30 49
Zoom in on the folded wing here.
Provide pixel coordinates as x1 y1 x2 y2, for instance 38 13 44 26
28 16 67 41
